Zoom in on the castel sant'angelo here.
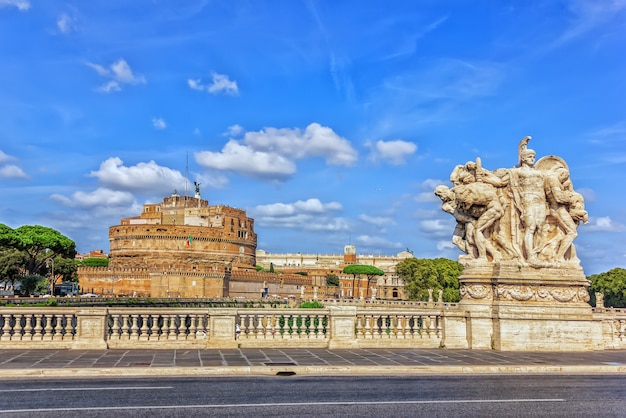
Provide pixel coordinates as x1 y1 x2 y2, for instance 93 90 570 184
78 185 410 300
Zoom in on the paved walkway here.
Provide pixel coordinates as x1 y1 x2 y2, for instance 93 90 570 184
0 348 625 377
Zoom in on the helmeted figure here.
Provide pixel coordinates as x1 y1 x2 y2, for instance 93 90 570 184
435 136 587 268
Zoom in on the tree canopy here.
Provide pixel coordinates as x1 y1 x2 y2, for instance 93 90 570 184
342 264 384 277
78 258 109 268
0 224 77 288
395 257 462 302
588 268 626 308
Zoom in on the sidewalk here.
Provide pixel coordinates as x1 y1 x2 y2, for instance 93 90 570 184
0 348 625 378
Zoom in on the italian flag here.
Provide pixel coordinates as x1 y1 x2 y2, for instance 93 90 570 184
186 236 193 246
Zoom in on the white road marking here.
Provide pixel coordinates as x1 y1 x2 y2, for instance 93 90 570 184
0 398 565 413
0 386 173 393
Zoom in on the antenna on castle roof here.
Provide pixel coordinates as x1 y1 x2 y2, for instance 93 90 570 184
183 152 189 207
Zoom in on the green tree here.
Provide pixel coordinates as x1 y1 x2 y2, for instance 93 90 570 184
18 274 49 296
588 267 626 308
0 248 28 290
342 264 384 298
269 262 275 273
78 258 109 268
0 224 78 292
326 273 339 287
0 224 76 275
396 257 462 302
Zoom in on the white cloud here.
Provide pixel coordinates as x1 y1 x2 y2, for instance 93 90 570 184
254 198 342 217
0 151 27 179
194 172 229 189
225 124 243 137
188 71 239 95
552 0 626 47
187 79 203 91
51 188 135 209
0 0 30 11
89 157 186 195
0 164 28 179
0 150 14 164
358 214 395 227
152 117 167 130
251 198 346 232
355 235 404 250
86 59 146 93
208 72 238 95
57 13 75 34
415 178 447 203
437 240 456 251
243 123 357 166
584 216 626 232
196 123 357 181
419 218 453 237
97 80 121 93
195 140 296 180
366 139 417 165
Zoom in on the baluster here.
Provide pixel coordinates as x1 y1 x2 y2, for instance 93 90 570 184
356 315 364 338
110 315 120 339
32 314 43 341
129 315 140 339
199 315 208 338
139 314 150 341
150 315 160 339
429 315 436 337
311 314 318 338
364 315 372 338
159 315 169 339
57 314 66 340
282 315 289 339
189 315 198 339
43 314 54 340
178 315 189 340
168 315 179 340
255 315 265 339
316 314 325 338
13 314 25 340
270 315 278 337
1 314 12 341
265 315 274 338
22 314 33 341
236 314 246 339
395 315 404 339
120 315 130 339
436 315 442 338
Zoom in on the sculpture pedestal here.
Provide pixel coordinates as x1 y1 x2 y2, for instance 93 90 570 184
459 262 601 351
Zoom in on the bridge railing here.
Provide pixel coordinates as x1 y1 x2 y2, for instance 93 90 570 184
0 305 450 349
592 307 626 349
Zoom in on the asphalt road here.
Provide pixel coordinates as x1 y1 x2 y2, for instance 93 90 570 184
1 375 625 417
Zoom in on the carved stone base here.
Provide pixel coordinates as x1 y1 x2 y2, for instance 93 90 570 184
457 261 598 351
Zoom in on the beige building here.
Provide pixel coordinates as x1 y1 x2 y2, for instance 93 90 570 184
256 245 413 300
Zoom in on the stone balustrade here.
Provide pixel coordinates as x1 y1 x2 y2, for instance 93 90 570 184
592 307 626 349
0 305 624 351
0 308 77 348
106 308 210 349
236 309 329 348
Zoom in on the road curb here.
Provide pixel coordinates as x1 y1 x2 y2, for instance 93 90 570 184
2 364 626 378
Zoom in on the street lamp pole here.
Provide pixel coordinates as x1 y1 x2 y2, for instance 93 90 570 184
45 258 54 296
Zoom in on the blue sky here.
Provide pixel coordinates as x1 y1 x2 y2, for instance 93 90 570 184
1 0 625 275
